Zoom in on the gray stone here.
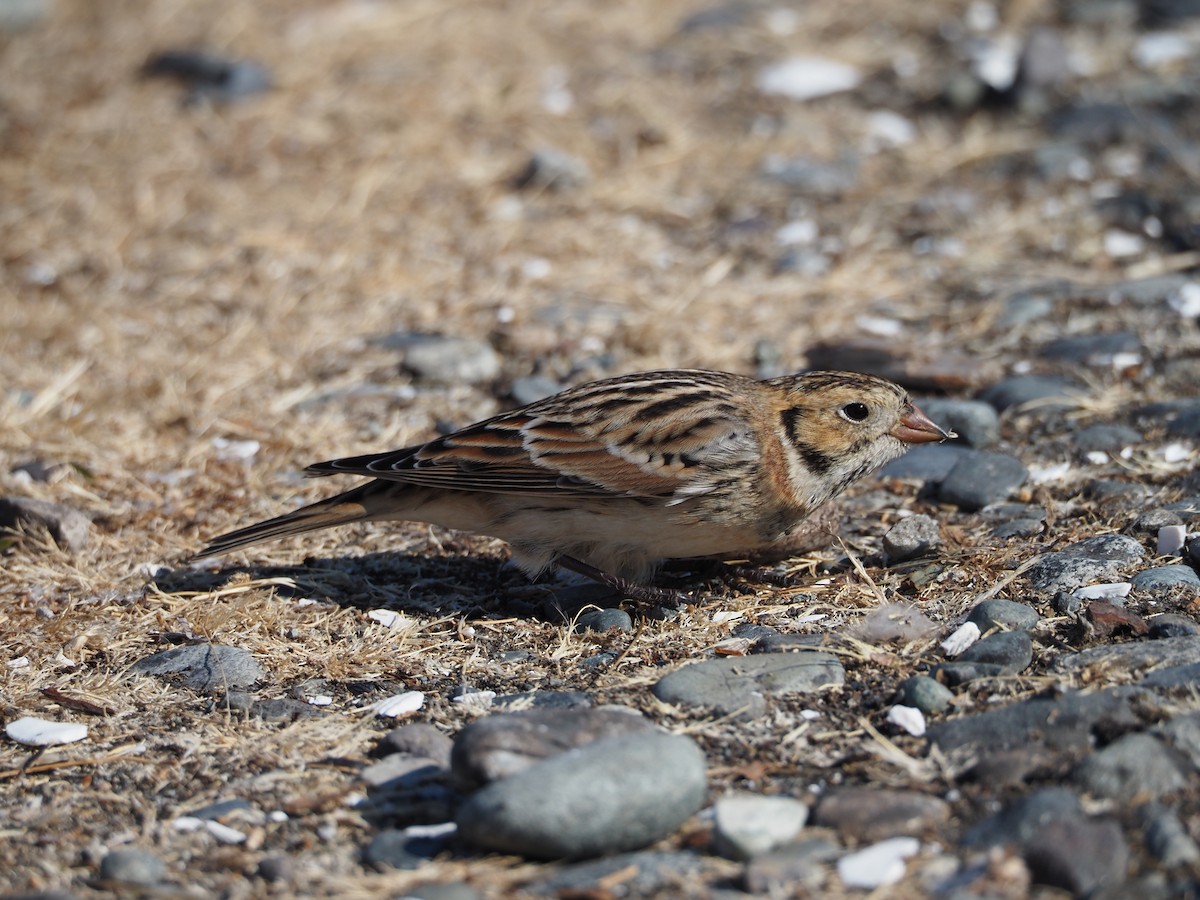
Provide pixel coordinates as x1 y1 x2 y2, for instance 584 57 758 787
896 675 953 714
743 836 840 893
1073 424 1143 453
1132 564 1200 593
390 334 501 385
1143 663 1200 690
1040 331 1139 364
879 444 970 482
522 851 709 896
966 599 1041 633
510 375 563 406
954 630 1033 675
1167 408 1200 437
512 147 590 192
99 849 167 886
0 496 91 552
882 514 941 563
1141 804 1200 867
962 787 1083 848
451 706 655 789
911 399 999 449
1026 534 1145 592
652 651 845 718
360 754 443 791
1129 509 1185 536
976 375 1088 413
143 51 271 104
929 689 1142 754
712 793 809 860
249 697 324 721
1157 712 1200 771
256 855 295 883
363 828 439 871
131 643 263 693
0 0 50 31
1073 732 1187 801
1055 635 1200 676
937 661 1011 685
813 787 950 843
492 690 593 711
455 732 706 859
1148 614 1200 639
938 451 1028 512
575 608 633 634
373 722 453 766
1022 817 1129 896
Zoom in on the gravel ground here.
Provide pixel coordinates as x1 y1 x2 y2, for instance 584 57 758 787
3 0 1200 897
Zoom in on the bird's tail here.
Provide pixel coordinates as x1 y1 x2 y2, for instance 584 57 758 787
193 483 378 560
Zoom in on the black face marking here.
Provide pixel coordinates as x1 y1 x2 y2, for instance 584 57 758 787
795 441 834 477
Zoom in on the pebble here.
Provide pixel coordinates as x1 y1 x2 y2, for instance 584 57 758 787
712 793 809 860
372 722 453 766
142 50 271 104
911 399 999 448
1131 564 1200 593
492 690 593 711
509 375 563 406
756 56 861 101
882 514 941 563
1056 635 1200 677
895 675 953 714
937 451 1028 511
976 374 1087 412
455 731 706 859
256 854 296 883
1026 534 1145 592
522 851 708 896
1073 423 1142 454
1148 614 1200 639
511 147 589 192
450 707 655 789
879 443 971 481
1022 816 1129 896
814 788 950 842
360 754 443 791
131 643 263 692
248 697 326 721
1130 509 1185 536
743 835 840 893
385 333 501 385
0 496 92 552
363 827 445 871
1040 331 1140 364
1140 804 1200 866
1158 712 1200 771
760 155 861 196
1085 600 1148 637
1166 407 1200 437
1073 732 1188 801
99 849 167 886
929 688 1140 754
962 787 1083 848
954 630 1033 672
966 598 1042 632
835 836 920 889
575 608 633 633
652 650 845 718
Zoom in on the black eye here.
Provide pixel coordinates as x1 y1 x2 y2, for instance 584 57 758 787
840 402 870 422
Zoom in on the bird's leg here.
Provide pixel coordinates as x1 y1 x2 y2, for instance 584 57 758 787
721 563 811 590
555 556 691 608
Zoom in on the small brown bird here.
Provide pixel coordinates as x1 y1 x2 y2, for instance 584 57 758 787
197 369 950 600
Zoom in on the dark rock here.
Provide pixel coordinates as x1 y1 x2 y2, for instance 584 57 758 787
132 643 263 693
879 443 971 482
937 661 1011 685
0 496 91 552
250 698 325 721
1142 662 1200 689
187 798 254 821
1129 509 1185 536
976 375 1087 412
1073 424 1143 453
895 675 953 714
962 787 1083 847
1158 712 1200 771
1149 614 1200 639
522 851 709 896
712 793 809 860
1143 0 1200 25
955 630 1033 674
1140 804 1200 866
882 514 941 563
512 147 589 192
743 836 840 893
373 722 453 766
142 50 271 104
1046 102 1150 146
256 855 295 883
1073 732 1188 801
966 599 1041 632
575 608 633 634
938 451 1028 511
492 690 593 711
455 732 706 859
1026 534 1145 592
929 688 1142 754
1055 635 1200 676
360 754 444 791
98 849 167 886
1040 331 1139 364
813 788 950 842
363 828 439 871
652 651 845 718
1022 817 1129 895
450 706 655 789
911 399 999 448
1132 564 1200 593
1167 408 1200 437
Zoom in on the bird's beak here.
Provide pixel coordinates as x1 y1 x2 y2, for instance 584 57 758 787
891 402 955 444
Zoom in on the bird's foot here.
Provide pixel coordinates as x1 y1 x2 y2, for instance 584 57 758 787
555 556 693 608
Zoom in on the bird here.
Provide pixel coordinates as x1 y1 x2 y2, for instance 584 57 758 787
195 369 951 602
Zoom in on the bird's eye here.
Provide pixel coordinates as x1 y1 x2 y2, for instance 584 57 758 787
840 402 870 422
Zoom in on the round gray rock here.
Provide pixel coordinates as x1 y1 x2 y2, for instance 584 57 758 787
1132 564 1200 593
913 399 999 448
131 643 263 693
967 599 1042 632
455 731 707 859
99 849 167 886
1073 732 1188 802
653 651 845 718
938 451 1028 512
896 675 953 714
712 793 809 860
883 514 941 563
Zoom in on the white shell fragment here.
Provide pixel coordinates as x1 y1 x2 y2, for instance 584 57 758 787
370 691 425 718
757 56 861 100
451 690 497 712
7 656 31 670
173 817 247 844
1029 462 1072 484
941 622 981 657
887 705 927 737
1158 525 1188 557
6 716 88 747
1073 583 1133 601
837 836 921 889
367 609 410 629
211 437 261 461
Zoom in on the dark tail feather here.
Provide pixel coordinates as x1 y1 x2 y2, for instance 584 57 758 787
193 484 375 560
